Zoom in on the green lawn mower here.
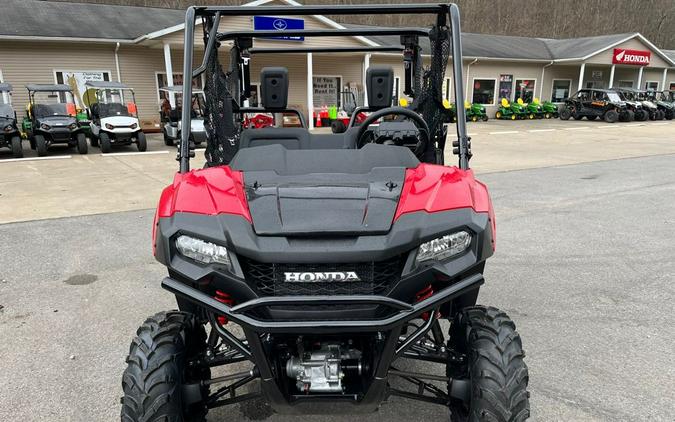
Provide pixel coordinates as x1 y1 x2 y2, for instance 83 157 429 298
540 100 559 118
464 101 488 122
495 98 523 120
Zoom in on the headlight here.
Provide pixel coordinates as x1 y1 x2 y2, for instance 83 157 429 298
68 123 78 130
105 123 114 130
415 231 472 264
130 123 138 129
3 125 13 132
40 123 51 130
175 235 231 268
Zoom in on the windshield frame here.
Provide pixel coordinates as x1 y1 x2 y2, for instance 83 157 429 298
93 88 138 118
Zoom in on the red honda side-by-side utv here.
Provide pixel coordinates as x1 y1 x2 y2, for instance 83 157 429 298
120 4 530 421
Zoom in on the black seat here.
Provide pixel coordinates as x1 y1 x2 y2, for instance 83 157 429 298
239 127 311 150
239 127 359 150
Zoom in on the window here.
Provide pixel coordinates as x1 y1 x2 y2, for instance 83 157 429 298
617 80 634 88
670 82 675 90
156 72 202 104
551 80 571 102
442 77 452 101
644 81 658 91
313 75 342 108
471 79 496 105
498 74 513 102
514 79 535 103
55 70 111 107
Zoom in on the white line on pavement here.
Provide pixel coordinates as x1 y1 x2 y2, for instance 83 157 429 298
564 127 590 130
651 122 670 126
0 155 72 163
489 130 520 135
527 129 556 132
101 151 170 157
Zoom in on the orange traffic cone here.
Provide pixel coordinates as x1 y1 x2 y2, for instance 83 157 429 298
316 111 322 127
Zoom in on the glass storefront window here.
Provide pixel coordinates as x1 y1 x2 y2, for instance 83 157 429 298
551 80 571 102
472 79 496 105
498 74 513 102
515 79 535 103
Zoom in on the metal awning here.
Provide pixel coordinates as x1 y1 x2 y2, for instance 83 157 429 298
25 83 72 92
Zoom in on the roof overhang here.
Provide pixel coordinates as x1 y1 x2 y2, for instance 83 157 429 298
553 33 675 66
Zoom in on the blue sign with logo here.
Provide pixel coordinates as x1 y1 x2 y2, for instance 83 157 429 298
253 16 304 41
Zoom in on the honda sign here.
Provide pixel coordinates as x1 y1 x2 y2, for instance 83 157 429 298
612 48 651 66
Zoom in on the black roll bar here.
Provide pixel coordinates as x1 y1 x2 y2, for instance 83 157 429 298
179 3 470 173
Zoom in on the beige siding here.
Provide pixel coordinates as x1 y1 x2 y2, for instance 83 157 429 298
587 38 670 68
642 68 667 90
0 41 118 120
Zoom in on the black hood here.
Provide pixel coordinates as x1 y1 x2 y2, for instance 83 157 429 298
37 116 76 127
230 144 418 236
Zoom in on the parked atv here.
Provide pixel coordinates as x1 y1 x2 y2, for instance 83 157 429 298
495 98 521 120
159 86 207 146
649 91 674 120
541 100 559 118
120 4 530 422
559 89 626 123
465 101 488 122
441 99 458 123
617 88 662 120
83 81 146 153
612 89 643 121
0 83 23 158
23 84 87 156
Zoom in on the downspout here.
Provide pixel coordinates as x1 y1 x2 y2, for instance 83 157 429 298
114 42 122 82
540 61 553 100
464 58 478 101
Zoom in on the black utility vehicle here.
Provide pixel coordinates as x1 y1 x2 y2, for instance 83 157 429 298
120 4 530 422
0 83 23 158
648 90 674 120
24 84 87 156
615 88 662 120
559 88 626 123
613 89 648 121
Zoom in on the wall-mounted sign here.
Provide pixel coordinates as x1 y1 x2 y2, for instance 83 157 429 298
55 70 110 108
612 48 650 66
592 70 603 80
313 76 341 107
253 16 304 41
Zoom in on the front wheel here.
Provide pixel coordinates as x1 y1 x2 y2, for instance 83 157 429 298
558 108 571 120
448 306 530 422
121 311 209 422
11 136 23 158
100 132 112 153
495 111 502 119
603 109 619 123
35 134 48 156
76 133 88 154
136 132 147 152
481 115 488 122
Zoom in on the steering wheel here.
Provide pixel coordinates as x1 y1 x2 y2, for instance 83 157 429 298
355 106 430 158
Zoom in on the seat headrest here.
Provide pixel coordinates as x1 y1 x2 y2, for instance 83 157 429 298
366 66 394 109
260 67 289 109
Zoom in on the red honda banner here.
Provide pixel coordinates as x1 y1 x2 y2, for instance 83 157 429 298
612 48 651 66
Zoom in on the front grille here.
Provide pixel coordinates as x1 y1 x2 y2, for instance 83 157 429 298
240 256 405 296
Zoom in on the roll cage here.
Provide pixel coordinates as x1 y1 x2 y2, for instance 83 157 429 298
177 3 471 173
84 81 138 119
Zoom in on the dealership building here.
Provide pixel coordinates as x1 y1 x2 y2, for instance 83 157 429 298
1 0 674 130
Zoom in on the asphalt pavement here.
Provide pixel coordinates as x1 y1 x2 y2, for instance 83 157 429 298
1 152 674 421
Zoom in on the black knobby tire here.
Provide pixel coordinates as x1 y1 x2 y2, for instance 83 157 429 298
558 108 571 120
481 115 488 122
448 306 530 422
603 110 619 123
11 136 23 158
137 132 147 152
619 110 634 122
573 114 584 120
586 115 598 121
656 110 665 121
100 132 112 153
665 110 674 120
35 134 48 156
163 129 174 146
76 133 88 154
121 311 209 422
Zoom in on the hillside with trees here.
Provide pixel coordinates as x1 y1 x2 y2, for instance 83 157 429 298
50 0 675 49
